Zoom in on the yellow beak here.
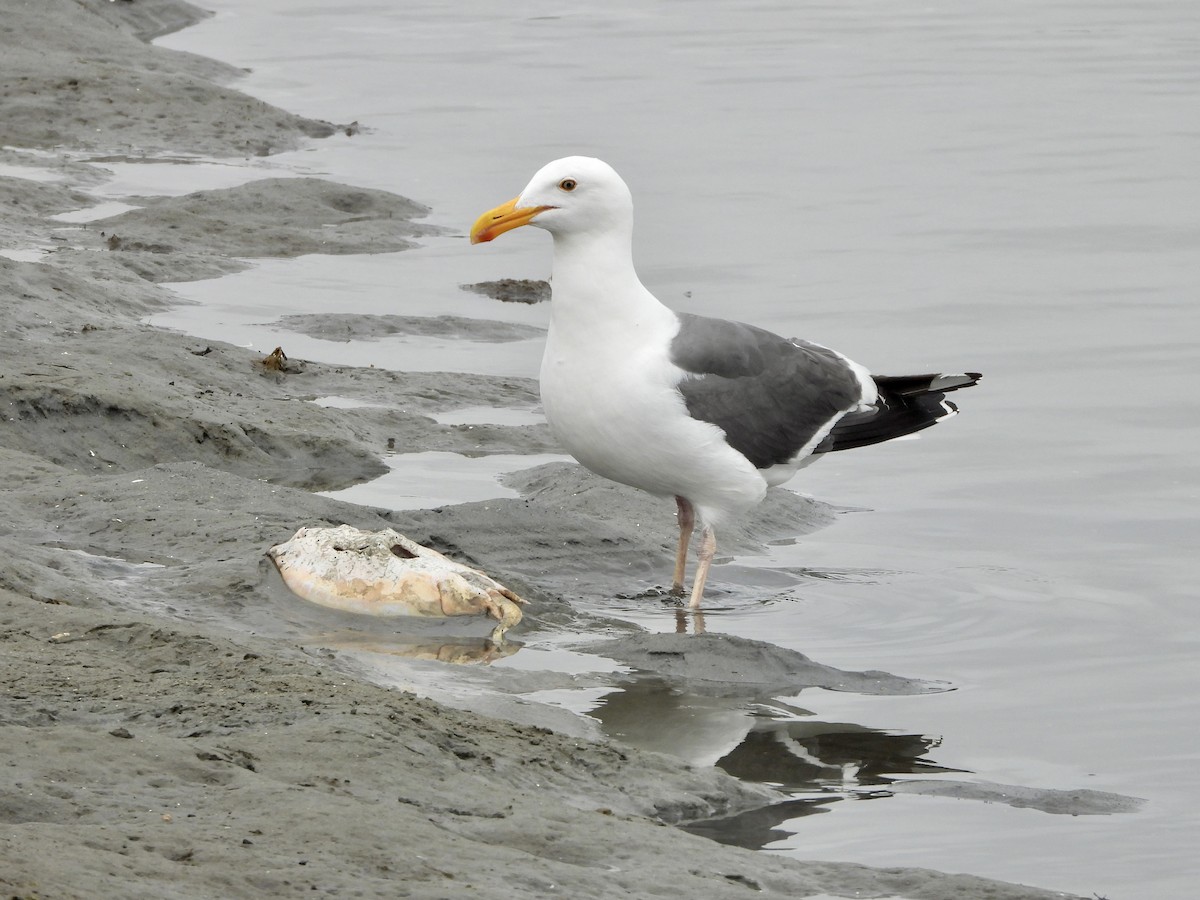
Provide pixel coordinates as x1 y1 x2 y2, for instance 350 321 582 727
470 197 551 244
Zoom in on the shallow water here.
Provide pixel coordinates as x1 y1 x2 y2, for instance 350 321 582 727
141 3 1200 896
320 450 569 509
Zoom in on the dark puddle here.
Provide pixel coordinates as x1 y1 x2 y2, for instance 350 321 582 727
269 312 544 343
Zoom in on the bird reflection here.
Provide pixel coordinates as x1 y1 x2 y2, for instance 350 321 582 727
591 675 958 773
590 676 964 848
684 721 965 849
715 722 960 790
590 676 761 767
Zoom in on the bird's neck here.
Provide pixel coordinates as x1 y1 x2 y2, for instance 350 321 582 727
548 228 668 331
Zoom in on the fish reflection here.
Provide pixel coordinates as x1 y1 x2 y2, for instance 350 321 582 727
311 630 522 665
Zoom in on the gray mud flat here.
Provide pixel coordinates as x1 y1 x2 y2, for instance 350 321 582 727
93 177 440 282
0 0 339 157
462 278 552 304
0 1 1086 897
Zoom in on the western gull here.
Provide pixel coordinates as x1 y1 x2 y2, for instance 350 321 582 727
471 156 980 608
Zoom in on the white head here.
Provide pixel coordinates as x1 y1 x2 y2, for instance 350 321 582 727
471 156 633 244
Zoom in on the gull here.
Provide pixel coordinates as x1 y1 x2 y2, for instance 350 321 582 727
471 157 979 608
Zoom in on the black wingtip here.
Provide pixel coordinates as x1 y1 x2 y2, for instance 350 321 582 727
815 371 981 454
874 372 982 397
930 372 982 392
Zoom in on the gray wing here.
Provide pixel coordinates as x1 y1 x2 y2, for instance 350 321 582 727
669 313 865 469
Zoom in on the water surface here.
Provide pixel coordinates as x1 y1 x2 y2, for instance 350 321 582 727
145 3 1200 896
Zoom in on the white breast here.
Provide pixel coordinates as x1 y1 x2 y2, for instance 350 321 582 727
540 307 768 526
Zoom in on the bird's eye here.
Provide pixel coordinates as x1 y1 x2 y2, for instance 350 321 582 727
558 178 577 192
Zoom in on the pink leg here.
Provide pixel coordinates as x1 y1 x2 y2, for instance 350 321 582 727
687 525 716 609
671 495 694 595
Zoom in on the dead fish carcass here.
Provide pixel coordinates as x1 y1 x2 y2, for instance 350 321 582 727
267 525 526 641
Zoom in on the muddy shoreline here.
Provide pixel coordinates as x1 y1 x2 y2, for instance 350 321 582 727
0 2 1081 897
